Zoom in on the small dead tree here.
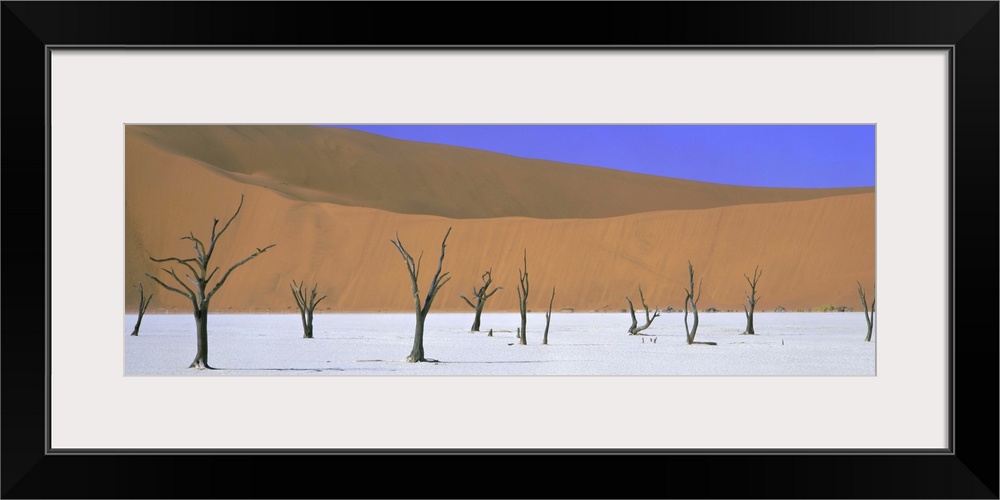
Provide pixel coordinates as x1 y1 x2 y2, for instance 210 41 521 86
683 261 715 345
626 285 660 335
516 249 529 346
741 265 762 335
857 281 875 342
459 269 503 332
129 283 154 336
291 280 327 339
147 195 275 369
391 227 452 363
542 286 555 345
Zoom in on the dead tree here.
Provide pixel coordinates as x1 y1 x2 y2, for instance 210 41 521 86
626 285 660 335
516 249 529 346
857 281 875 342
291 280 327 339
391 227 452 363
683 261 715 345
542 286 555 345
129 283 154 336
459 269 502 332
146 195 275 369
741 265 762 335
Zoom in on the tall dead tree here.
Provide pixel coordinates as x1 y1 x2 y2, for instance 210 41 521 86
542 286 555 345
683 261 715 345
459 269 502 332
857 281 875 342
741 265 762 335
391 227 452 363
626 285 660 335
147 195 275 369
516 249 529 346
129 283 154 336
291 280 327 339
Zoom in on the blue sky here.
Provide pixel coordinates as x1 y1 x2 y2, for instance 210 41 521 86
324 125 875 188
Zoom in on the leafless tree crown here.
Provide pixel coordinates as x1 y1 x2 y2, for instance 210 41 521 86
626 285 660 335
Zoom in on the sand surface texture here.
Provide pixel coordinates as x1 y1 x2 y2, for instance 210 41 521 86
125 125 875 313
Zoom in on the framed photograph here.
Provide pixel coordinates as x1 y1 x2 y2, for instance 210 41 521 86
4 2 996 498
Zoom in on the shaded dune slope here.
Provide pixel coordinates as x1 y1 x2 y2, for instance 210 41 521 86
125 131 875 314
128 125 873 220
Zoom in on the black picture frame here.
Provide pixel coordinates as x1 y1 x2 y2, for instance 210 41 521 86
3 2 996 498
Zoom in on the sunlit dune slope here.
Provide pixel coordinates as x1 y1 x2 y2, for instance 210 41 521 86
128 125 873 220
125 131 875 314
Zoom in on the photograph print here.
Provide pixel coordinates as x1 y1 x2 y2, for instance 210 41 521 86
125 124 876 376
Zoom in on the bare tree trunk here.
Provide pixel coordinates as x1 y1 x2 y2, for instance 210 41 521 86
741 265 762 335
683 298 700 345
858 281 875 342
298 308 310 339
471 307 483 332
392 227 452 363
306 308 314 339
684 261 714 345
189 308 212 369
407 313 427 362
516 250 529 346
291 280 327 339
543 287 555 345
743 305 755 336
626 286 660 335
864 314 873 342
147 195 274 369
130 283 153 336
461 269 501 332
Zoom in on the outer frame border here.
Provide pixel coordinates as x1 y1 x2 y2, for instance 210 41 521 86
3 2 996 498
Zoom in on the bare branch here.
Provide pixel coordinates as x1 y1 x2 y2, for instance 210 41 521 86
415 251 424 281
518 249 529 295
206 194 245 262
290 281 306 309
628 285 659 334
484 286 503 299
207 243 275 300
391 233 419 283
638 285 660 323
626 296 638 332
421 228 452 315
162 267 196 298
182 232 207 263
206 266 220 284
459 294 477 309
150 255 200 278
391 233 422 312
135 282 154 313
313 295 328 308
431 274 452 297
146 273 194 302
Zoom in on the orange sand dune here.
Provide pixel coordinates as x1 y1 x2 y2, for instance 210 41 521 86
127 125 873 220
125 131 875 315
